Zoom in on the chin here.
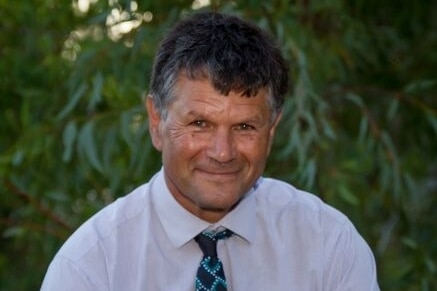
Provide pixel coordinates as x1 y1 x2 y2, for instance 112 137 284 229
201 192 244 209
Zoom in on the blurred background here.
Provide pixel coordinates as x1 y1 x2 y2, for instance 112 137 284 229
1 0 436 289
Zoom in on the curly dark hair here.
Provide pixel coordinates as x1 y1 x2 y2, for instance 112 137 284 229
149 12 289 119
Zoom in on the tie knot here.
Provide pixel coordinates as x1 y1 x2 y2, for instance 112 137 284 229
195 229 233 258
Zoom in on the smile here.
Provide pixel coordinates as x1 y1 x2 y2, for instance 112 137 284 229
196 168 241 177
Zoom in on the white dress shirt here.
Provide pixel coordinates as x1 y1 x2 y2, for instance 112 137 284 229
41 168 379 290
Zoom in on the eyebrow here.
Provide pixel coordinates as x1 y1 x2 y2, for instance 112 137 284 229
185 110 205 119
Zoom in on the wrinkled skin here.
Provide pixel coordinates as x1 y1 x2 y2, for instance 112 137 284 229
147 75 281 222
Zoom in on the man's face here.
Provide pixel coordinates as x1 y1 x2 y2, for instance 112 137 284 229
147 75 281 222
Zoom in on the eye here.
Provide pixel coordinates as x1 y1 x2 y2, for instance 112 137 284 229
190 120 208 128
236 123 255 131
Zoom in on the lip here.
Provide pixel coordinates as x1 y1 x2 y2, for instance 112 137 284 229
195 168 241 178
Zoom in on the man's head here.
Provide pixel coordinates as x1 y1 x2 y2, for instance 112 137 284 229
149 12 289 120
146 12 289 222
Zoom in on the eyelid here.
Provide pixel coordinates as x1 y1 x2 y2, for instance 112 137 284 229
235 123 256 131
190 120 208 127
188 119 258 131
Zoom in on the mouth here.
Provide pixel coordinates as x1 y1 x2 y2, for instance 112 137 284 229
196 168 241 178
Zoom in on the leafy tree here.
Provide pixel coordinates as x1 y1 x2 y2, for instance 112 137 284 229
1 0 436 290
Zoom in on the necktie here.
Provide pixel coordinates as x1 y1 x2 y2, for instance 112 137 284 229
195 229 233 291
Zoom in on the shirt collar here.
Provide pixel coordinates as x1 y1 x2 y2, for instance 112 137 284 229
151 168 258 248
218 186 256 243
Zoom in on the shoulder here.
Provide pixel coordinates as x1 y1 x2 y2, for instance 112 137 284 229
57 182 152 262
254 177 349 227
253 177 379 285
42 181 154 290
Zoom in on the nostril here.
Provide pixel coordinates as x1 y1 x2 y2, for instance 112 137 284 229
207 131 236 163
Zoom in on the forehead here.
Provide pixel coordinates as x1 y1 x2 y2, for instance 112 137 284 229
171 75 271 108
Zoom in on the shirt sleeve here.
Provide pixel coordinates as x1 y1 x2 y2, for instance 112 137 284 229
324 220 380 291
40 255 102 291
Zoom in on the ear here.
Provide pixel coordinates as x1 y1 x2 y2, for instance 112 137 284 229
145 95 163 151
267 111 282 154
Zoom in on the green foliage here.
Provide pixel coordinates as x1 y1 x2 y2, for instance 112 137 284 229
1 0 436 290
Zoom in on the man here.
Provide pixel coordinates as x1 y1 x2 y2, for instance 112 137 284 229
42 12 379 290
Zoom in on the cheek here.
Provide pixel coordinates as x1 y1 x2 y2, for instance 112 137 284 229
237 136 270 160
162 131 204 158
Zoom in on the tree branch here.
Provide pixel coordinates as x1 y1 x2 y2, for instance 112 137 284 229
3 179 73 232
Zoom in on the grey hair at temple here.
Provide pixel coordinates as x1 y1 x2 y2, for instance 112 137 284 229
148 12 290 120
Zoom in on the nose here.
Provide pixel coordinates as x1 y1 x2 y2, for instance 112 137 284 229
207 128 236 163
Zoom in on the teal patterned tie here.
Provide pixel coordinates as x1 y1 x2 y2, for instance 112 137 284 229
194 229 233 291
